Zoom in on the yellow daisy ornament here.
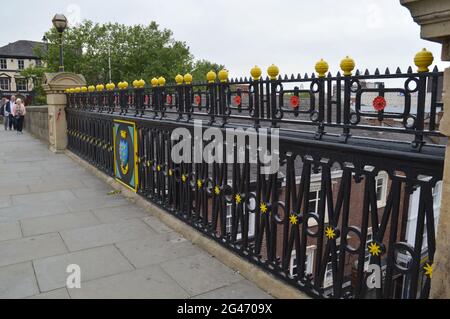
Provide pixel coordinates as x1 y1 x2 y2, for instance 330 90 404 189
424 263 433 279
289 214 299 225
325 227 336 240
368 242 382 257
260 202 268 214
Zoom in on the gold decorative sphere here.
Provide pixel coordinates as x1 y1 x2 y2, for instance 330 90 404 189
414 48 434 73
315 59 329 78
74 87 81 93
88 85 96 92
340 56 355 76
175 74 184 85
138 79 145 88
218 69 229 83
96 84 105 91
151 78 159 87
107 83 116 91
184 73 193 85
158 76 166 86
81 86 88 93
267 64 279 80
251 65 262 80
206 70 217 83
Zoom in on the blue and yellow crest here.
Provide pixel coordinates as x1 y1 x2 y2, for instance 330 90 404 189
119 130 129 175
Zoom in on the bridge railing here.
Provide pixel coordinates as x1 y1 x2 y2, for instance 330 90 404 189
65 52 445 299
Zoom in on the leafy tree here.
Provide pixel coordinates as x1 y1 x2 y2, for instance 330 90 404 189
20 66 48 105
39 20 224 85
190 60 225 83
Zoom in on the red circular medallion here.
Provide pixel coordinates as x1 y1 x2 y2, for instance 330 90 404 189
233 96 242 106
373 96 387 111
290 96 300 109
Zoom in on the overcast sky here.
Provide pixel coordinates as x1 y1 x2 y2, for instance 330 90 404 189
1 0 448 78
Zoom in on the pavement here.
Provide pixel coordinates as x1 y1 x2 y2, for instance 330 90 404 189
0 129 272 299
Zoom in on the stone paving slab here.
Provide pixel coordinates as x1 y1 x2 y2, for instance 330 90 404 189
28 288 70 299
0 233 68 268
60 219 157 252
68 265 190 299
0 262 40 299
0 221 22 242
115 233 202 268
33 245 134 292
192 280 273 299
20 211 100 237
92 205 148 224
160 253 244 296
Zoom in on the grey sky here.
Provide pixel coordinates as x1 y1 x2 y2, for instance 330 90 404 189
0 0 448 78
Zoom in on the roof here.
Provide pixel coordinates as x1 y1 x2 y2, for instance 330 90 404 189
0 40 46 59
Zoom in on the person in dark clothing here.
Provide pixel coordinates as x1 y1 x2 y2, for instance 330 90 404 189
4 95 16 130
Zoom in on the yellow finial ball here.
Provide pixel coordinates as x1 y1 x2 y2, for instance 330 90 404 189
340 56 355 76
315 59 329 78
151 78 159 87
267 64 279 80
74 87 81 93
218 69 229 83
81 86 88 93
88 85 96 92
107 83 116 91
120 81 129 90
132 80 139 88
175 74 184 85
96 84 105 92
251 66 262 81
158 76 166 86
138 79 145 88
207 70 217 83
415 48 434 73
184 73 193 85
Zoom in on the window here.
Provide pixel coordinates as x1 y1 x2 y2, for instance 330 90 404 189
0 78 10 91
375 173 388 208
289 246 316 278
16 79 27 91
18 59 25 70
364 228 374 271
226 203 256 240
35 59 42 67
307 185 329 226
0 59 6 69
324 262 334 288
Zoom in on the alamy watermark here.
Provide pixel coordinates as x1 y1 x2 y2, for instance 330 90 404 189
171 120 280 175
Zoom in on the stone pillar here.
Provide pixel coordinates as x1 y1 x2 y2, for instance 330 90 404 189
401 0 450 299
42 72 86 153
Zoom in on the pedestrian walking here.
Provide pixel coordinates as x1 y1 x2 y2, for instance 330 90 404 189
13 98 26 134
4 95 16 131
0 97 9 130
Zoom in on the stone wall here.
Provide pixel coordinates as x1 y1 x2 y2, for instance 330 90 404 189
24 106 49 142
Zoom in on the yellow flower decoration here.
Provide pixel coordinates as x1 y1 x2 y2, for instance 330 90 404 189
325 227 336 240
168 169 173 177
235 194 242 204
368 242 382 257
157 165 161 172
182 174 187 183
260 202 268 214
289 214 299 225
424 263 433 279
214 186 221 195
197 179 203 189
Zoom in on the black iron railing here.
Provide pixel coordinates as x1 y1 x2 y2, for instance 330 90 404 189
66 58 445 299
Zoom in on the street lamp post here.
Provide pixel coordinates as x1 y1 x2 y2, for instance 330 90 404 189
52 14 68 72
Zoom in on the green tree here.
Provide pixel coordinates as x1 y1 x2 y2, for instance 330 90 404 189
20 66 48 105
40 20 224 85
190 60 225 83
